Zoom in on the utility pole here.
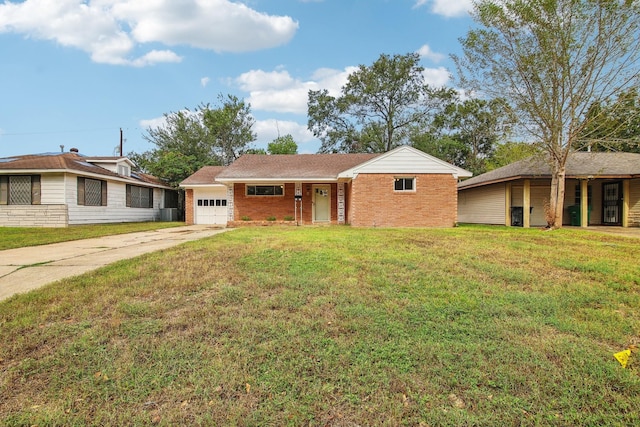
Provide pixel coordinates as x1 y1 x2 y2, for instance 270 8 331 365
119 128 123 156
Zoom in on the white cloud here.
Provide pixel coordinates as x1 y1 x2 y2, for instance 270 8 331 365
414 0 473 18
0 0 298 66
201 77 210 88
422 67 451 87
416 44 445 63
236 66 356 114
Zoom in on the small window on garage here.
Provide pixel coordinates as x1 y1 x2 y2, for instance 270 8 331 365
394 177 415 192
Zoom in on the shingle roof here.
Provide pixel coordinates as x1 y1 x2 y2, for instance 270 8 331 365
180 166 226 186
215 153 381 181
459 152 640 189
0 152 169 188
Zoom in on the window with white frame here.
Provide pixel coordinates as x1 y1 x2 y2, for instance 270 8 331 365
246 185 284 196
394 177 415 192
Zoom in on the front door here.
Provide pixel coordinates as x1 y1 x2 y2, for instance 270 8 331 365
313 185 331 222
602 182 623 225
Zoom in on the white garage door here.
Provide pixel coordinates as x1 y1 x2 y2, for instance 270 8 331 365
194 189 228 225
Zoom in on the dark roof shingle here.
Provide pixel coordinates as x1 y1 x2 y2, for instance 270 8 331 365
0 152 169 187
459 152 640 189
216 153 381 180
180 166 226 185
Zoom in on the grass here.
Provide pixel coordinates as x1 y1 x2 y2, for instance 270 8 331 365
1 225 639 426
0 222 185 250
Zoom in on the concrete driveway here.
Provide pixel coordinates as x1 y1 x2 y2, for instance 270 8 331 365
0 225 231 301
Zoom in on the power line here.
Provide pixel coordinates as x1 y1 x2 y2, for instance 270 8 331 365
0 127 136 137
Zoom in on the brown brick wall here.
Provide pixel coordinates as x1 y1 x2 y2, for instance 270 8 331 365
185 189 194 225
233 183 340 224
349 174 458 227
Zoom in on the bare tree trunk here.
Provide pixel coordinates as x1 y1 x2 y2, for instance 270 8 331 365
549 160 566 229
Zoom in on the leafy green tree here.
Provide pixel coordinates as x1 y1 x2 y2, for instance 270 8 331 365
577 88 640 153
485 141 540 171
308 52 455 153
426 98 514 175
454 0 640 228
244 148 267 155
134 94 257 186
411 134 469 169
267 134 298 154
134 107 216 185
203 94 257 165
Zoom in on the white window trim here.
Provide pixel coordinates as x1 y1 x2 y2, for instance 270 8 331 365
394 177 416 192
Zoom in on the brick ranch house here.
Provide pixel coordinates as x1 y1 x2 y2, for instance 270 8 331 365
181 146 472 227
458 152 640 228
0 150 177 227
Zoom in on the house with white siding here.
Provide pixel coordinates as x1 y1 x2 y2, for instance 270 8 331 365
457 152 640 228
0 149 177 227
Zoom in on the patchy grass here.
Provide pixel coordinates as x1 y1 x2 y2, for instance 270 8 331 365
0 222 185 250
1 225 639 426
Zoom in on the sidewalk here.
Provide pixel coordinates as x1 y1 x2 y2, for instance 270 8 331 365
0 226 231 301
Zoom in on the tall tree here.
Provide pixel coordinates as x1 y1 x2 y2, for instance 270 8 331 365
134 107 216 187
428 98 514 174
577 88 640 152
203 94 257 166
454 0 640 228
135 94 257 186
485 141 541 171
267 134 298 154
308 52 455 153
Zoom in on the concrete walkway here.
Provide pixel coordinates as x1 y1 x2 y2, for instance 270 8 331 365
0 226 231 301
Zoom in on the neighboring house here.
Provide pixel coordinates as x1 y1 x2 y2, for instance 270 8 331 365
458 152 640 228
181 146 472 227
0 149 177 227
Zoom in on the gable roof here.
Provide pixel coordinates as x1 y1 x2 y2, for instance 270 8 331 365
180 166 226 186
215 153 380 182
0 152 171 189
459 152 640 189
338 145 472 179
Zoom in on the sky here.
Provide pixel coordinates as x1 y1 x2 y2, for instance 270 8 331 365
0 0 475 158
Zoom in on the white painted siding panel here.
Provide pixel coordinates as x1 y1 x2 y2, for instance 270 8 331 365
68 177 162 225
41 173 66 204
344 146 470 176
458 184 506 224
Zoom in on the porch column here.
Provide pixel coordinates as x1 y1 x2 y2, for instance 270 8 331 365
623 179 630 228
505 183 512 226
523 179 531 228
581 179 589 228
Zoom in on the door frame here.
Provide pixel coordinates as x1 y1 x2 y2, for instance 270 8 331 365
312 184 331 223
602 181 623 226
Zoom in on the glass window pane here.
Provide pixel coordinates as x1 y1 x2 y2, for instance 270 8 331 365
404 178 413 191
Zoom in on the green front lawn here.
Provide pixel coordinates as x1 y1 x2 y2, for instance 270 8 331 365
0 222 185 250
1 226 639 425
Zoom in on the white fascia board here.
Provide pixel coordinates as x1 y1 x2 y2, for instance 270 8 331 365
180 183 228 189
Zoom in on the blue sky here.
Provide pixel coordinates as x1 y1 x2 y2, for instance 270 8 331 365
0 0 474 157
